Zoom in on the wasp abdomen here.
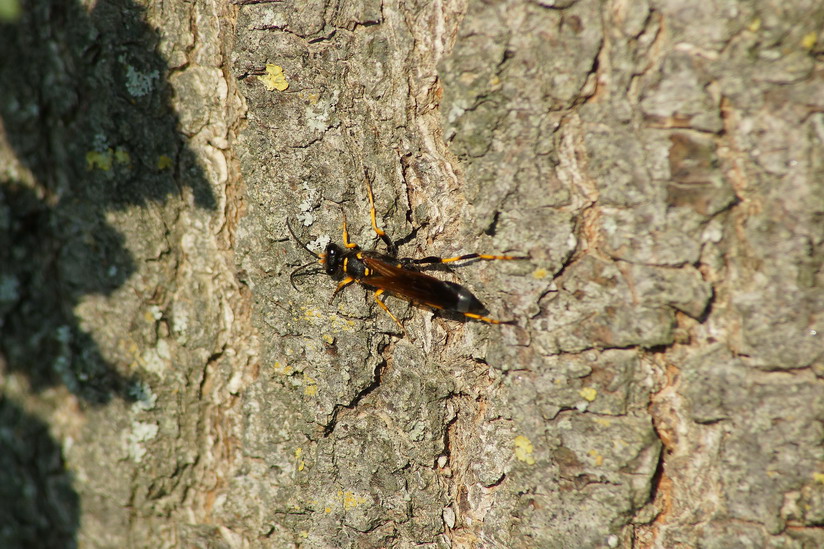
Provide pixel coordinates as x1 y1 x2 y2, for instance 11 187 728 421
443 281 487 315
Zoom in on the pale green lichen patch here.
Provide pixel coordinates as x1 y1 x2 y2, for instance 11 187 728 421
514 435 536 465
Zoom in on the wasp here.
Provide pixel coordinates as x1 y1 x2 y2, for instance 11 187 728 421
287 175 527 328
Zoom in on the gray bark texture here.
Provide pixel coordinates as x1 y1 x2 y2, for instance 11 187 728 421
1 0 823 547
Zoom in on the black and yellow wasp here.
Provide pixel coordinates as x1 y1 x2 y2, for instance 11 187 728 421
287 174 526 327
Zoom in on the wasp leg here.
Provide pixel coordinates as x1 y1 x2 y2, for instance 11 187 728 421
461 312 517 325
373 289 403 329
363 170 396 254
408 253 529 266
330 276 355 303
341 213 358 249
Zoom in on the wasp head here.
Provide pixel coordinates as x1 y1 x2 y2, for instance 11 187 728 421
324 243 343 277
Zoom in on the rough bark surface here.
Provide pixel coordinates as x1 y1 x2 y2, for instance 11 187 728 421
1 0 823 548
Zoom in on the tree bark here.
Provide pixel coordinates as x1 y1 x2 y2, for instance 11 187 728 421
1 0 823 548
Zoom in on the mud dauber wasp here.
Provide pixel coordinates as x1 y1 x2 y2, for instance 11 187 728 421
287 172 527 328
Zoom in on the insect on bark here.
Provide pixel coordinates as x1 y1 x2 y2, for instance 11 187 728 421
288 173 527 328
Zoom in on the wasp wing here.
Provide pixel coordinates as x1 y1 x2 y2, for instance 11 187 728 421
361 257 486 314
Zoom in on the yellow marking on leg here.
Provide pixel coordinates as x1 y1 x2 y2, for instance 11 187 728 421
440 253 527 263
462 312 516 325
341 214 358 249
374 289 403 329
332 277 355 300
365 176 387 239
480 253 525 260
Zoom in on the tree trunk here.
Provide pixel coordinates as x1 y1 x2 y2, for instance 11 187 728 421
1 0 822 547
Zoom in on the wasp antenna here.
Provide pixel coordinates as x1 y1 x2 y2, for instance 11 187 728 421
286 218 320 259
290 260 323 291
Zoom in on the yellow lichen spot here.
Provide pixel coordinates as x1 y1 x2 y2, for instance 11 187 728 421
593 417 612 427
274 361 294 375
86 149 113 171
303 373 318 396
813 472 824 484
748 17 761 32
322 333 335 345
612 438 627 451
113 147 130 166
261 64 289 91
156 154 174 170
514 435 536 465
295 447 305 472
801 32 817 50
459 72 478 86
336 317 356 332
532 267 549 280
588 449 604 466
307 92 320 105
299 531 309 538
340 490 367 509
579 387 597 402
0 0 22 22
324 506 332 513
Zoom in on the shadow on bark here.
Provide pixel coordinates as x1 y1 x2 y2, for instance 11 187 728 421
0 0 215 545
0 398 78 548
